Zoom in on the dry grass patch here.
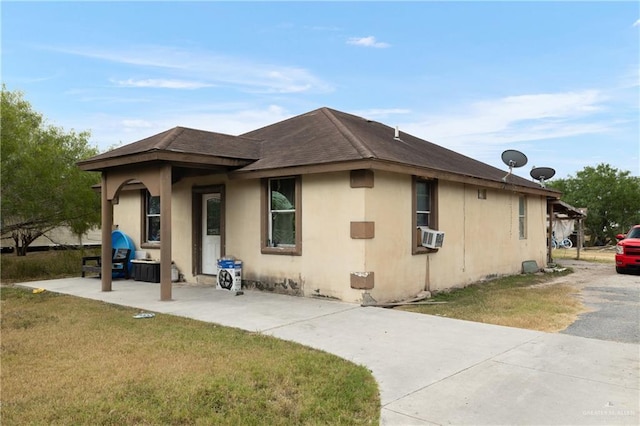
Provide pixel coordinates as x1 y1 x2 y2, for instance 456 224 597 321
400 271 586 332
1 287 379 425
552 247 615 263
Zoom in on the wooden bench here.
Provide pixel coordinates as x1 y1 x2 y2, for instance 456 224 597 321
82 248 131 279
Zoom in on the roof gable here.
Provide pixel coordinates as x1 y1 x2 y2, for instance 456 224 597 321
240 107 542 190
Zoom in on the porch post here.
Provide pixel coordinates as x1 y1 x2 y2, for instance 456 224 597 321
160 164 172 301
101 173 113 292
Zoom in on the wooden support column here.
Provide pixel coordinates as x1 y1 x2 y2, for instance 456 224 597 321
547 202 554 265
101 173 113 292
159 164 172 301
576 218 583 260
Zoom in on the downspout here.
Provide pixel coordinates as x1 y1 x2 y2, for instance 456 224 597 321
424 255 430 293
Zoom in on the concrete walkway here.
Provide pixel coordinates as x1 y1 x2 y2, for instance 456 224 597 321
19 278 639 425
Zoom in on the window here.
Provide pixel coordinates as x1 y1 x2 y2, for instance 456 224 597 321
478 189 487 199
262 176 301 255
413 178 437 253
145 191 160 242
416 180 432 228
518 195 527 239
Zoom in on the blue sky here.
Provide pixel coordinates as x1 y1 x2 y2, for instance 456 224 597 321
3 1 639 181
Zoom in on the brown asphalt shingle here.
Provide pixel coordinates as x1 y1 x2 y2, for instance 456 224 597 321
85 126 261 162
241 107 542 189
79 107 551 191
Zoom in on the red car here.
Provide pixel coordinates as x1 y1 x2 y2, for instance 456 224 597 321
615 225 640 273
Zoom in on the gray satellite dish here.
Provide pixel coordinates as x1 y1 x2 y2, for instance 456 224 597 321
501 149 528 181
530 166 556 187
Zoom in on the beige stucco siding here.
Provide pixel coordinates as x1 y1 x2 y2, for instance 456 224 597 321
360 174 549 302
110 169 549 304
170 178 196 278
112 190 143 249
424 181 548 293
227 172 366 301
363 172 420 302
298 172 366 300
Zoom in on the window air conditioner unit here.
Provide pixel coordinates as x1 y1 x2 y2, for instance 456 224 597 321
419 226 445 249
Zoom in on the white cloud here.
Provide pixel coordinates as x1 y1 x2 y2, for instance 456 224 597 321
85 105 293 152
112 78 214 89
347 36 390 48
353 108 412 119
633 19 640 27
121 119 154 130
403 90 609 148
48 45 333 94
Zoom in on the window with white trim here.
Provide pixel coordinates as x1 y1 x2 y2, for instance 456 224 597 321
416 180 433 228
269 178 295 246
413 177 438 253
265 177 300 251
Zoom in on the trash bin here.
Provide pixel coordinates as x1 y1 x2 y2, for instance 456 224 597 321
216 259 242 291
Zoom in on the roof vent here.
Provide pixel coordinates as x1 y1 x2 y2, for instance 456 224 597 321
394 126 402 141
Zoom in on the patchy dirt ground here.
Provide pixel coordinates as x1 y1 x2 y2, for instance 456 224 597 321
547 258 640 344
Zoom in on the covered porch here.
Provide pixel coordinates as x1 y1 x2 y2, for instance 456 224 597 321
77 127 260 300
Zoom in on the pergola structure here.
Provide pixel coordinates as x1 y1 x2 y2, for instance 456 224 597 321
547 199 587 264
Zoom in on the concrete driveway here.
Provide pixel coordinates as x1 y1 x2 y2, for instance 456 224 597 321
17 275 639 425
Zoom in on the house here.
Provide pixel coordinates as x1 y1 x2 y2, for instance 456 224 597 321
78 107 560 303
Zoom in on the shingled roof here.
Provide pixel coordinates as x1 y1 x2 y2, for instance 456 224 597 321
239 107 548 191
78 107 556 193
78 126 261 171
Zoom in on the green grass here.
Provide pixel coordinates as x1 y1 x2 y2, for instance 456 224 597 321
1 249 99 283
1 286 380 425
400 270 586 332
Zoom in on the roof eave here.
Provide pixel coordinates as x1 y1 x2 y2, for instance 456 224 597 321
230 158 560 197
78 150 257 172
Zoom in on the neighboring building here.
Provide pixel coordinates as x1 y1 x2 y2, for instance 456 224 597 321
78 107 560 303
1 227 101 253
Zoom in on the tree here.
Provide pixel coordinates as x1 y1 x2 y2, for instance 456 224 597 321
548 164 640 246
1 86 101 255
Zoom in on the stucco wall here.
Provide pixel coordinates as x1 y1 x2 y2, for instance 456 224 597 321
226 172 366 301
111 169 549 303
425 181 548 292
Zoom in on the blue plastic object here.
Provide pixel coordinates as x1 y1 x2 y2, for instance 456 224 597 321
111 230 135 278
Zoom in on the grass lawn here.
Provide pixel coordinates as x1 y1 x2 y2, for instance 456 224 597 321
0 248 599 423
0 286 379 425
399 270 585 332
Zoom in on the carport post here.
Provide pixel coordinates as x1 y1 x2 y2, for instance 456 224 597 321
101 173 113 292
547 202 554 265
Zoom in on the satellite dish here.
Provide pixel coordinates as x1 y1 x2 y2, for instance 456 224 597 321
501 149 528 182
501 150 528 168
530 166 556 187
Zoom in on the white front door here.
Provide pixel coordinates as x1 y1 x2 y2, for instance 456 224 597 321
202 193 221 275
